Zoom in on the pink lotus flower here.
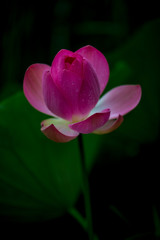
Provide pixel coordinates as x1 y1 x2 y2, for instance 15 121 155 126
23 45 141 143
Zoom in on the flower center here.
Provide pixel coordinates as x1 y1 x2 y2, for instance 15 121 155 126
71 114 89 123
65 56 75 69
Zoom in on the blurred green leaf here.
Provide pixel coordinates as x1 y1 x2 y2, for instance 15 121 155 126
101 19 160 157
0 92 100 221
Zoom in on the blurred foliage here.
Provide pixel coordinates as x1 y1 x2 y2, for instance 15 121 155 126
0 92 81 221
0 92 101 221
100 19 160 158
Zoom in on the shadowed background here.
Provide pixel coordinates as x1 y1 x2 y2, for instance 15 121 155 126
0 0 160 239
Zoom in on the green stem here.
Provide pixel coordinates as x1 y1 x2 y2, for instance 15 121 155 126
68 208 87 231
68 208 99 240
78 134 94 240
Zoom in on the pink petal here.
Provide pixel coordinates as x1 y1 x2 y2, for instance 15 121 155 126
43 71 73 121
51 53 84 117
51 49 100 119
78 59 100 117
56 69 82 116
76 45 110 94
23 63 54 116
69 109 110 134
93 115 123 134
93 85 142 119
41 118 79 143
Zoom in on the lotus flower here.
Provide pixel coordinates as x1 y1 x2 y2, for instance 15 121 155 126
23 45 141 142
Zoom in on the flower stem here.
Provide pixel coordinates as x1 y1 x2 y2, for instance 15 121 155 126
78 134 94 240
68 208 87 231
68 208 99 240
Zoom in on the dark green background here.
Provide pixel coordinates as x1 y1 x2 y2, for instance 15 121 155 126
0 0 160 239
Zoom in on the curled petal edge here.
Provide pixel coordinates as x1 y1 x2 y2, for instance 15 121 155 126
69 109 110 134
93 115 124 134
41 118 79 143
